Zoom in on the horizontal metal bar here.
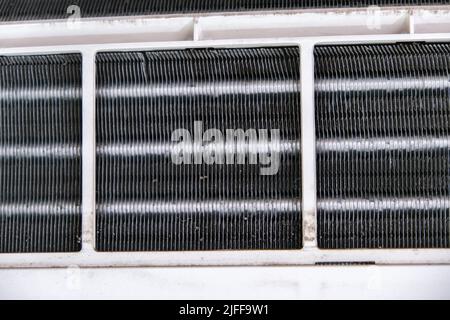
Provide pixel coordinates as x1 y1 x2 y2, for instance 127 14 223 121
0 144 81 158
98 200 301 215
97 81 300 98
316 77 450 92
97 141 301 157
317 137 450 152
0 202 80 215
318 198 450 211
0 87 81 100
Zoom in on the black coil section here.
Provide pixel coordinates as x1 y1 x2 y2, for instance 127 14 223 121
96 47 302 251
0 0 448 22
0 54 82 253
315 43 450 249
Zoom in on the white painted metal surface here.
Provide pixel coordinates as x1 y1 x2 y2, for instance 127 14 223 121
0 6 450 268
1 266 450 299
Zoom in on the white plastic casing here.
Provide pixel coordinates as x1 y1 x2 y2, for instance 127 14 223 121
1 6 450 268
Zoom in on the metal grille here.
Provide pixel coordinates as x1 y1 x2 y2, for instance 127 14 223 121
315 43 450 249
0 0 447 22
0 54 82 253
95 47 302 251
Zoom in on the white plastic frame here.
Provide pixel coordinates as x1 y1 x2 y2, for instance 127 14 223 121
0 7 450 268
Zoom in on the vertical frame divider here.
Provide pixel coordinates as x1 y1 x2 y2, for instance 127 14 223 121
300 42 318 250
81 50 97 253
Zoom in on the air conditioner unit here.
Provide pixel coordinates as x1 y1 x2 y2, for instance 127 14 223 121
0 1 449 270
